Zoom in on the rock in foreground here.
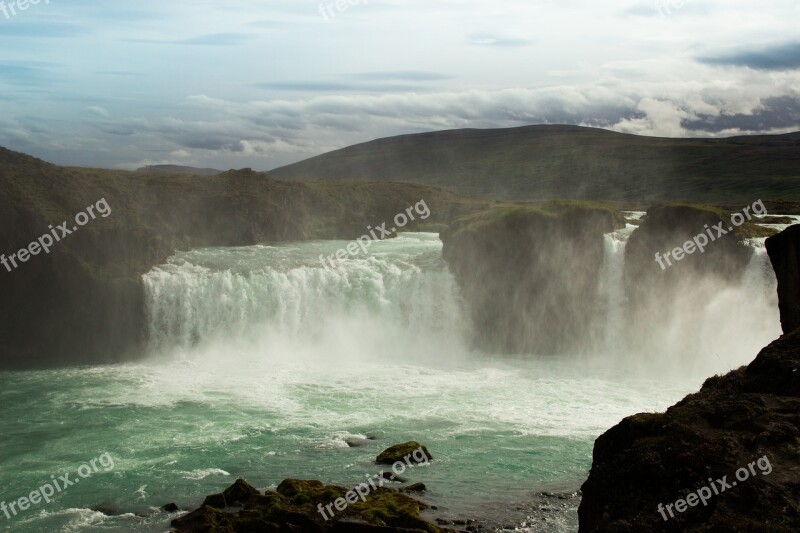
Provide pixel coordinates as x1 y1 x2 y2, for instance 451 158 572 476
578 331 800 532
171 478 449 533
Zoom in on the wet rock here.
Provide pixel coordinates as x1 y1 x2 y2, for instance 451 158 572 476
767 224 800 334
346 437 373 448
404 483 426 492
376 442 433 464
441 202 623 354
578 331 800 532
92 503 122 516
222 478 260 505
161 502 179 513
201 493 226 509
381 471 407 483
172 477 448 532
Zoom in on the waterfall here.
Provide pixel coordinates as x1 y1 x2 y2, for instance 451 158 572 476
598 223 637 353
142 234 470 364
142 224 786 377
595 215 782 376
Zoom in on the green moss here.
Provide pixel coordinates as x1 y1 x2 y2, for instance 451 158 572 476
443 200 624 242
642 202 778 240
174 478 444 532
276 479 326 498
351 489 438 532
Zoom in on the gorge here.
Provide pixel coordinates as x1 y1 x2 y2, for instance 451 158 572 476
1 146 799 532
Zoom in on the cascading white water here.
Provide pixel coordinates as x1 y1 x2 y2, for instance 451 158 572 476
595 215 783 378
598 222 638 353
142 233 470 365
144 223 786 379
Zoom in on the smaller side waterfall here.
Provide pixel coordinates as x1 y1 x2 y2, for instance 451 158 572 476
595 214 783 377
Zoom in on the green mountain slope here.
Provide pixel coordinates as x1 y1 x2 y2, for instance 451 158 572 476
269 125 800 203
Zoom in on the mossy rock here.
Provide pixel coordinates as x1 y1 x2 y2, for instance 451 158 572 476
276 478 326 498
442 200 624 242
350 488 436 532
441 200 623 354
376 442 432 465
173 478 445 532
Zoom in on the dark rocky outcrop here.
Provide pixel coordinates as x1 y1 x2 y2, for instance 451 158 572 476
625 204 764 305
767 225 800 334
625 205 756 286
623 204 771 353
376 442 432 465
441 201 624 354
0 147 492 369
578 332 800 532
171 478 450 533
578 223 800 532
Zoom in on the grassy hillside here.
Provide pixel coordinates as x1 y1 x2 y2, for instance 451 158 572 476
135 165 222 175
269 125 800 203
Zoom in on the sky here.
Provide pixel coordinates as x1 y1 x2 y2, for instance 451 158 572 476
0 0 799 170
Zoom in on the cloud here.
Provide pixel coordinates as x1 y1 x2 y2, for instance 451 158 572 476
178 33 255 46
126 33 255 46
86 106 110 118
0 22 85 39
681 96 800 133
351 71 455 82
1 0 799 170
467 34 531 47
0 63 52 86
699 42 800 71
255 81 429 93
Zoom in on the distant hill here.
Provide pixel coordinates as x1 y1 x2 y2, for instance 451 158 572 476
269 125 800 203
136 165 222 176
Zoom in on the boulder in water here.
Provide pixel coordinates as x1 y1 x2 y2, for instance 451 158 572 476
404 483 426 492
376 442 432 465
